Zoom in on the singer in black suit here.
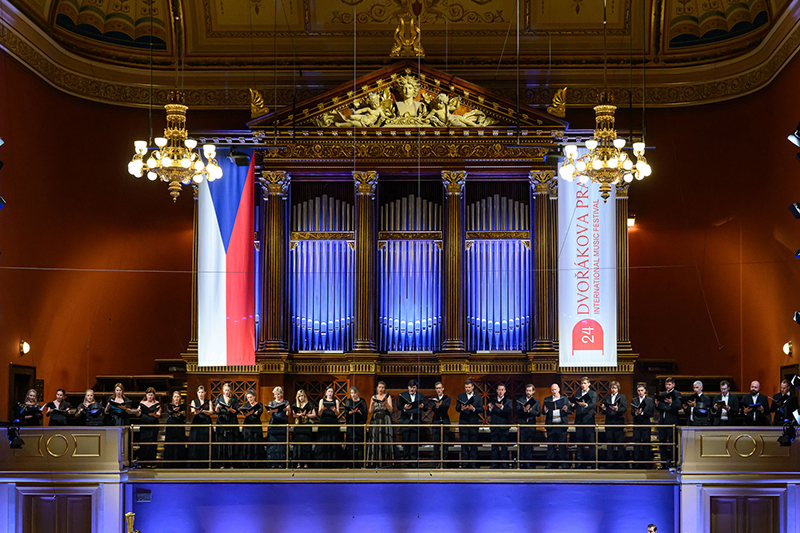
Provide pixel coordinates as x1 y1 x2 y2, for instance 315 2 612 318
600 380 627 468
429 381 452 468
398 379 428 467
487 384 513 469
456 380 483 468
571 377 598 468
742 380 771 426
711 381 739 426
542 384 570 469
516 384 540 469
655 377 681 467
771 379 799 426
631 385 655 468
685 380 713 426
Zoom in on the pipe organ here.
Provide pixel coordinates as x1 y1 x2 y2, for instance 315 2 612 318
289 195 355 352
188 60 636 395
465 195 531 352
379 194 442 352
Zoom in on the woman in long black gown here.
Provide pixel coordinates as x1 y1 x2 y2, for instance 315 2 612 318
163 390 187 468
136 387 161 466
16 389 42 427
105 383 137 427
44 389 71 427
189 386 213 468
214 383 240 468
75 390 105 427
266 386 290 468
344 386 368 468
240 390 264 468
291 389 316 469
315 386 342 468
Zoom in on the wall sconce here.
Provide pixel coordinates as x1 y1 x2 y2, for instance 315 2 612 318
784 341 793 356
19 340 30 355
627 214 636 228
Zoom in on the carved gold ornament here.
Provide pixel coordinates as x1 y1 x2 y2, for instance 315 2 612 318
260 171 290 197
250 89 269 119
353 171 379 195
547 87 567 118
390 12 425 59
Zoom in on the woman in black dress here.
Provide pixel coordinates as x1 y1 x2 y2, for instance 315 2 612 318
75 390 105 427
163 390 187 468
105 383 138 427
136 387 162 466
291 389 316 469
344 386 368 468
266 386 290 468
189 385 213 468
315 386 342 468
240 389 264 468
16 389 42 426
44 389 71 427
214 383 240 468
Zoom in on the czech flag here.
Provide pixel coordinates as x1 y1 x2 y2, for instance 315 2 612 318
198 155 256 366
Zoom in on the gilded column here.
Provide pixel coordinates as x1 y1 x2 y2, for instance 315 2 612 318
442 170 467 352
258 170 290 352
529 170 556 352
549 180 559 348
616 183 632 353
353 171 379 353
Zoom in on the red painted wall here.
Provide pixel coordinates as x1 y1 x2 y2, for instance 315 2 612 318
628 55 800 393
2 47 799 419
0 53 246 418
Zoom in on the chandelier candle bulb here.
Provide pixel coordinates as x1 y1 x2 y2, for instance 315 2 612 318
613 138 626 149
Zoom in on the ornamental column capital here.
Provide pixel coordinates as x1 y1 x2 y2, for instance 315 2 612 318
353 171 379 196
529 170 555 195
442 170 467 195
259 170 290 197
616 182 630 198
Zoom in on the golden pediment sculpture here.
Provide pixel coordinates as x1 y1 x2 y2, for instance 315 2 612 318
316 73 497 128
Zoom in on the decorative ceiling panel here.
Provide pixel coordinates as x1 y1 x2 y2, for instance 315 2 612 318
53 0 170 51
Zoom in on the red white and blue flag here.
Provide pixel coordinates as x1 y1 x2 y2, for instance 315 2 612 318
198 156 256 366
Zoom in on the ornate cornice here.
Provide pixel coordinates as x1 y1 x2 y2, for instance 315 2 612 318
259 171 290 197
353 171 378 196
2 0 800 109
442 170 467 195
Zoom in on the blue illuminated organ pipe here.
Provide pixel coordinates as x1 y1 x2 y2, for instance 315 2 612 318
289 194 354 351
379 194 442 352
466 194 530 351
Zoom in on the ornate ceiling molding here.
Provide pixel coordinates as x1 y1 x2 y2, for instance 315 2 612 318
1 0 800 109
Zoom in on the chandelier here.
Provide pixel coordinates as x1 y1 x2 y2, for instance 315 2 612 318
558 91 651 202
127 90 222 201
557 0 652 202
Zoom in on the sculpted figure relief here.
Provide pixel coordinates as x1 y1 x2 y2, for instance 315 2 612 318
317 74 498 128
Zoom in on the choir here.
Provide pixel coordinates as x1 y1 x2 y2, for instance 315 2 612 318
13 376 798 469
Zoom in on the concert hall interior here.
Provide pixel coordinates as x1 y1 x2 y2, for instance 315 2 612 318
1 0 800 532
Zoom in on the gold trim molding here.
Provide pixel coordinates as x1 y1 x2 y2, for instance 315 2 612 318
379 231 442 241
291 232 354 241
